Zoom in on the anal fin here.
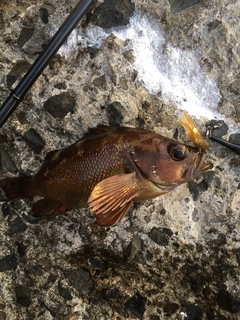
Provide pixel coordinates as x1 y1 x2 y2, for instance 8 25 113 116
32 198 68 218
88 172 140 227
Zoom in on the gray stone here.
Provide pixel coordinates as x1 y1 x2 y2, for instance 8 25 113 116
7 60 31 89
124 292 146 320
58 281 72 301
0 254 17 272
8 216 27 234
0 149 17 173
15 285 31 307
188 178 209 201
149 227 173 247
102 288 121 299
17 27 34 48
23 128 45 154
0 11 4 30
216 290 240 314
163 301 179 315
43 92 76 119
0 312 6 320
234 97 240 120
89 258 105 270
107 102 124 126
168 0 200 13
229 133 240 144
92 0 134 29
185 304 203 320
92 75 107 90
65 269 93 296
124 235 143 262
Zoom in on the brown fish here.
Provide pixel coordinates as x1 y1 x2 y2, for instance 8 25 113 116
0 126 212 226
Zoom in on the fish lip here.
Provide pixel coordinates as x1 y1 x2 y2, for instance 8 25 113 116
191 150 213 178
188 149 205 180
181 149 211 181
199 162 213 173
152 181 179 191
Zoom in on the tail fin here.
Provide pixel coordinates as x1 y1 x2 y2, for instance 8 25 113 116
0 176 32 201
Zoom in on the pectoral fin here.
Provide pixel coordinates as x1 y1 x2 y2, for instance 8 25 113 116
88 173 140 227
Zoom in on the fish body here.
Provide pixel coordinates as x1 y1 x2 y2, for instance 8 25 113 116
0 126 212 226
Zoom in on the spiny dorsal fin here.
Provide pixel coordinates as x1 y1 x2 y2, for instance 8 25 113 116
82 125 117 140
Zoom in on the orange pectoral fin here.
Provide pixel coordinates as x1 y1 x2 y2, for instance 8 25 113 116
88 173 140 227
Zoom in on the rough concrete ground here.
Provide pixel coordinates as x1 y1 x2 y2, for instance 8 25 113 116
0 0 239 319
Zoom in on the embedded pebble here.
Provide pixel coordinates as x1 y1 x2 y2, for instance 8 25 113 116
124 234 143 262
17 27 34 48
23 128 45 154
0 254 17 272
0 312 6 320
185 304 203 320
106 102 124 126
149 227 173 247
102 288 121 299
229 133 240 144
58 281 72 301
65 269 93 296
163 301 180 315
0 149 17 173
124 292 146 320
43 93 76 119
168 0 200 13
187 178 209 201
8 216 27 234
216 290 240 314
91 0 134 29
15 285 31 307
0 11 4 29
7 60 31 89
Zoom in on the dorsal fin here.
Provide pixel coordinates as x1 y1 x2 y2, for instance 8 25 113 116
82 125 144 140
82 125 118 140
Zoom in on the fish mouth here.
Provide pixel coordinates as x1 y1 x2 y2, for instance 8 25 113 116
152 180 180 192
199 162 213 174
186 150 213 180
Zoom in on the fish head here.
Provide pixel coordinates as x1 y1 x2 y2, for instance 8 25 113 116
131 135 213 190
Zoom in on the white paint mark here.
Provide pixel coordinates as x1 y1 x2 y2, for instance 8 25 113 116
58 29 78 57
57 13 222 120
113 14 222 119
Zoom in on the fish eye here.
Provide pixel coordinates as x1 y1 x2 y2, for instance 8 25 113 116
169 145 187 161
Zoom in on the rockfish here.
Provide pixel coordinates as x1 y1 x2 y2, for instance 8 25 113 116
0 125 212 226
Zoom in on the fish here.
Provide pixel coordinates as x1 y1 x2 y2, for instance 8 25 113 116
0 125 212 227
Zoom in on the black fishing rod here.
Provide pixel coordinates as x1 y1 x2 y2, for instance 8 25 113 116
0 0 95 128
207 126 240 155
